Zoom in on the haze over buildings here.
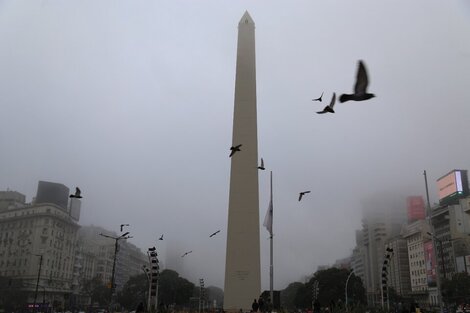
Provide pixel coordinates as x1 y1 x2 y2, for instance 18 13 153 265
1 0 470 291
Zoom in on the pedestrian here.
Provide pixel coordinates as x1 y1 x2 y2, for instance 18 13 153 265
252 299 259 312
258 297 264 313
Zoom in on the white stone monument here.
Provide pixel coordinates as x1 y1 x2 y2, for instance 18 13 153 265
224 11 261 312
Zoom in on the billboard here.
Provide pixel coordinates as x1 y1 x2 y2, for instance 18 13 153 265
424 240 436 286
437 170 468 202
407 196 426 222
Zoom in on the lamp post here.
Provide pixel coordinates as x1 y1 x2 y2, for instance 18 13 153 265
33 254 43 312
345 270 354 313
99 231 131 313
424 170 444 313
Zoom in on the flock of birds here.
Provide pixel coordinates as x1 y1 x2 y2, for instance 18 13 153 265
67 60 376 260
229 59 376 202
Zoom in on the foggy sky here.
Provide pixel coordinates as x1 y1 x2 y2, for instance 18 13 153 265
1 0 470 290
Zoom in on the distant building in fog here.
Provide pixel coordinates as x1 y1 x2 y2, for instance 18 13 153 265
358 194 407 306
35 180 70 210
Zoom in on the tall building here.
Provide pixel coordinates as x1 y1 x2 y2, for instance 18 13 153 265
359 194 407 306
0 201 79 308
401 220 431 305
224 11 261 312
386 236 411 297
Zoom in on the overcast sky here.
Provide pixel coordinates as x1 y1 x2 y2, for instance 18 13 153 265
1 0 470 290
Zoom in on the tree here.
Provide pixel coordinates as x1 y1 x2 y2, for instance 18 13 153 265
281 282 305 310
117 273 148 310
442 273 470 304
81 275 110 307
158 269 195 307
293 268 366 310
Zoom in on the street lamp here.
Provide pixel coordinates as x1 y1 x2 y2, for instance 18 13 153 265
33 254 43 313
345 270 354 313
99 230 131 313
424 170 444 313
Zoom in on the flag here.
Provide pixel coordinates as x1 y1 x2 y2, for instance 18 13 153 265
263 198 273 235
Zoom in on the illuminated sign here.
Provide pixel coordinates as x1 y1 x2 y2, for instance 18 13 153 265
437 170 464 200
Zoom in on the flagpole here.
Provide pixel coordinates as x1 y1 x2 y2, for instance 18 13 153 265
269 171 273 305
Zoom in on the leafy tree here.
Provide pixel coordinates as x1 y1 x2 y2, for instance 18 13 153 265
158 269 195 307
81 275 110 307
442 273 470 304
292 268 366 310
117 273 148 310
281 282 305 310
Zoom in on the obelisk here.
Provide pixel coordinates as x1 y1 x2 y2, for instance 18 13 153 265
224 11 260 312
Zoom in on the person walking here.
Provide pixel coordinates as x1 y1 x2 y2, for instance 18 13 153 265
252 299 259 312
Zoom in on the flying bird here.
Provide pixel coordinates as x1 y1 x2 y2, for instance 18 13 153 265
229 144 242 157
312 92 323 102
181 250 192 258
316 93 336 114
209 230 221 238
69 187 82 199
258 158 265 170
158 234 163 241
120 224 130 232
339 60 375 103
298 191 311 201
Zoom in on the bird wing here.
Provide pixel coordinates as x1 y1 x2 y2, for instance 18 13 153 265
76 187 81 196
261 158 264 167
229 150 235 157
298 193 303 201
316 110 327 114
329 93 336 109
304 191 311 194
354 60 369 95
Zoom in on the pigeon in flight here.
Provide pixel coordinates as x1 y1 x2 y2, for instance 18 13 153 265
70 187 82 199
209 230 221 238
120 224 130 232
298 191 311 201
158 234 164 241
181 250 192 258
339 60 375 103
316 93 336 114
312 92 323 102
229 144 242 157
258 158 265 170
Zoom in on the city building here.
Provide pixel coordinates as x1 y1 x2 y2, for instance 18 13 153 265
386 236 411 297
359 195 407 306
0 195 80 309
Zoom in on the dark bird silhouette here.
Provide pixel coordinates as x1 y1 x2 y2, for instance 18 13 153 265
120 224 130 232
258 158 265 170
69 187 82 199
339 60 375 103
229 144 242 157
298 191 311 201
158 234 163 241
312 92 323 102
181 250 192 258
209 230 221 238
317 93 336 114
